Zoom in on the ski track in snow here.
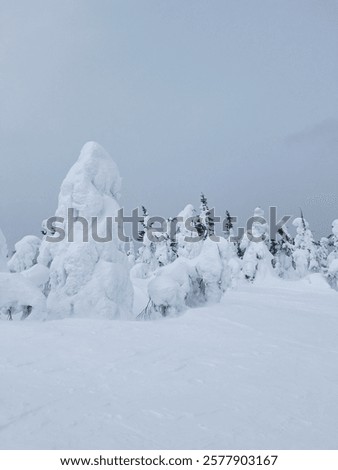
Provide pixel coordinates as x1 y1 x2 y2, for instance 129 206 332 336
0 276 337 450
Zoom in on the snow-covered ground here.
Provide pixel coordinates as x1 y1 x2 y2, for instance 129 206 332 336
0 274 337 450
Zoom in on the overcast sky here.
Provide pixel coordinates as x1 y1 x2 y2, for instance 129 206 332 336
1 0 338 246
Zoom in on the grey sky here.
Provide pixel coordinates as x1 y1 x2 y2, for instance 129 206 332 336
1 0 338 247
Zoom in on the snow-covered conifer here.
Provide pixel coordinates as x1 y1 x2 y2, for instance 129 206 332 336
199 193 214 238
317 237 329 273
136 208 160 274
0 271 47 320
223 210 234 240
140 232 238 319
271 227 295 279
176 204 203 259
37 141 133 319
292 213 319 277
240 207 273 281
137 206 148 242
0 228 8 272
326 220 338 289
127 241 136 267
8 235 41 273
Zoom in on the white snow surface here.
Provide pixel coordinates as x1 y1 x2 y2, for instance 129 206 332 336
0 274 337 450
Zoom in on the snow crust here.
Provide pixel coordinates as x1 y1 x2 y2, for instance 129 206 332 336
0 275 337 449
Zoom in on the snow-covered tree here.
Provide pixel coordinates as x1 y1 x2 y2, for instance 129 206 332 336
329 220 338 256
223 210 234 240
0 228 9 272
135 209 184 278
137 206 148 242
126 241 136 267
8 235 41 273
176 204 203 259
317 237 329 273
132 206 157 277
223 209 242 270
0 228 48 320
240 207 273 281
0 271 47 321
292 213 319 277
37 141 133 319
135 208 161 275
326 220 338 289
194 237 234 303
139 230 239 319
141 258 197 318
199 193 214 238
271 227 295 279
167 217 178 261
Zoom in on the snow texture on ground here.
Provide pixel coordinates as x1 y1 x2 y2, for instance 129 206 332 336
0 275 337 450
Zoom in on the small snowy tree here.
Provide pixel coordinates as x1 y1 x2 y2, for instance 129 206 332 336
223 209 245 260
126 241 136 267
292 213 319 278
0 229 48 320
199 193 214 238
137 206 148 242
194 237 235 303
8 235 41 273
136 208 162 275
0 271 47 321
0 228 8 272
167 217 179 262
271 227 295 279
223 210 234 239
326 220 338 289
317 237 329 273
176 204 204 259
240 207 273 281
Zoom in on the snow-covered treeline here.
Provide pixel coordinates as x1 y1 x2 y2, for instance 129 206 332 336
1 141 338 321
133 201 338 319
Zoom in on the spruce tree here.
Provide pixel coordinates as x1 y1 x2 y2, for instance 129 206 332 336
199 193 214 238
240 207 273 281
223 210 234 239
292 211 319 277
327 219 338 289
273 227 295 278
137 206 149 242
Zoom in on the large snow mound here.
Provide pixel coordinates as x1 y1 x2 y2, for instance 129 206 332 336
37 141 133 319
